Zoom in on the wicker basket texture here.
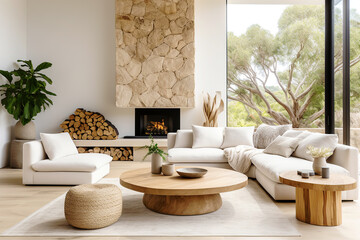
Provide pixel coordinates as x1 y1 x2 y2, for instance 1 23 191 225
64 184 122 229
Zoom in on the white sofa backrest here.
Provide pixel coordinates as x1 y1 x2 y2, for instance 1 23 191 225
167 132 178 150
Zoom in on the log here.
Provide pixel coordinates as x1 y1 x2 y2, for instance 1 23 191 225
76 146 133 161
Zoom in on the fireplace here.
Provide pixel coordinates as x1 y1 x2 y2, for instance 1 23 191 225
125 108 180 139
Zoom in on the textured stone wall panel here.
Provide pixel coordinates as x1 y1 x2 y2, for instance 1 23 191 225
115 0 195 108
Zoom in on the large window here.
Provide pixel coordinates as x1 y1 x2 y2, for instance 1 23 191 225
227 2 325 128
349 1 360 147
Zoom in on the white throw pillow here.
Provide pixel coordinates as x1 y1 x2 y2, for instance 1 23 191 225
221 126 255 149
173 130 193 148
192 125 224 148
40 132 78 160
292 133 338 161
253 124 292 149
283 130 311 139
264 136 301 158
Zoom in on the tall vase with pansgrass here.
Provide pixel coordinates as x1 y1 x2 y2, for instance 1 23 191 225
142 135 168 174
306 146 334 175
0 60 56 139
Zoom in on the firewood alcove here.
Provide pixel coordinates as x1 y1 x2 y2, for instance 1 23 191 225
60 108 133 161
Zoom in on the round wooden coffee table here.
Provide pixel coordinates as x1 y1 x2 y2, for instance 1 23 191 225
279 171 357 226
120 167 248 215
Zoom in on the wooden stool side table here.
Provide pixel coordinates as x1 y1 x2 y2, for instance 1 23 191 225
10 140 34 168
280 171 356 226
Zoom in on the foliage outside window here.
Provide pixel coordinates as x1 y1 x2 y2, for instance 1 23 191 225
227 5 360 128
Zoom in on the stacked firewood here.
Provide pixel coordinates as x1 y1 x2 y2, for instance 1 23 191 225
77 147 133 161
60 108 119 140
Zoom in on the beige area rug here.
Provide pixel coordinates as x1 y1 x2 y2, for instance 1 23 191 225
2 178 300 237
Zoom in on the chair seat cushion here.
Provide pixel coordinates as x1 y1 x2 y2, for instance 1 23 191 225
168 148 227 163
32 153 112 172
251 153 349 183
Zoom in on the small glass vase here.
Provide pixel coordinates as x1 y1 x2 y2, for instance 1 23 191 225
151 153 162 174
313 157 327 175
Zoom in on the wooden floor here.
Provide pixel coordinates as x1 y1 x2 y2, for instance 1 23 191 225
0 161 359 240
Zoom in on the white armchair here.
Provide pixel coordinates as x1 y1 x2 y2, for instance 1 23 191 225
23 141 111 185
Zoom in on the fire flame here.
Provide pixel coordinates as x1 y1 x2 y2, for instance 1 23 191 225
146 119 168 135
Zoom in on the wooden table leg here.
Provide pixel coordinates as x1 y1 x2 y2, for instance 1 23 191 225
143 193 222 215
296 187 342 226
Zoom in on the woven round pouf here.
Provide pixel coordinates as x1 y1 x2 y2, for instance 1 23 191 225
64 184 122 229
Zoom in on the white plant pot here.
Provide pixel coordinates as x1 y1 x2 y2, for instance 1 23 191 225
14 120 36 140
162 163 175 176
151 153 162 174
313 157 327 175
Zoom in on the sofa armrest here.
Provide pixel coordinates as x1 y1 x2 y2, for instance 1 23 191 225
23 141 47 185
167 133 177 150
327 144 358 200
328 144 358 179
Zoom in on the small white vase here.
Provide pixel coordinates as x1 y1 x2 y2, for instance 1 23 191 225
14 120 36 140
151 153 162 174
313 157 327 175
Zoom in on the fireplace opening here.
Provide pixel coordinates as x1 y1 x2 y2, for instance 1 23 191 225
124 108 180 139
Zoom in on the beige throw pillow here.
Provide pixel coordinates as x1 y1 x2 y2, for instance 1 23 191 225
292 133 338 161
264 136 301 158
221 126 255 149
192 125 224 148
283 130 311 139
253 124 292 149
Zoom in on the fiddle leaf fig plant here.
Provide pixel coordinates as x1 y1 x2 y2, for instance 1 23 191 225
0 60 56 125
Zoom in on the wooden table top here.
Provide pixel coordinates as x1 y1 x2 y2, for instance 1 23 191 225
279 171 357 191
120 167 248 196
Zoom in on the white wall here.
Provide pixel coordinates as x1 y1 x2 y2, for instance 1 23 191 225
182 0 227 129
0 0 27 167
27 0 227 137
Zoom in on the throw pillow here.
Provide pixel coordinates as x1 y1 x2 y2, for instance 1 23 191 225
173 129 193 148
292 133 338 161
264 135 301 158
283 130 311 139
192 125 224 148
253 124 292 149
220 126 255 149
40 132 79 160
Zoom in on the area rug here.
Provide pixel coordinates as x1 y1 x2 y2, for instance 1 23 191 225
2 178 300 237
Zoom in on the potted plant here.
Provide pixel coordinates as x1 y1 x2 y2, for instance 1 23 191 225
142 135 168 174
0 60 56 139
306 145 334 175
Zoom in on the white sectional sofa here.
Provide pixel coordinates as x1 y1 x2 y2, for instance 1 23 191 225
23 141 111 185
167 130 359 201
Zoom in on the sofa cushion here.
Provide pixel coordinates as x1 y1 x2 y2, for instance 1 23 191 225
251 153 349 183
264 136 301 158
221 126 254 149
192 125 224 148
292 133 338 161
168 148 227 163
253 124 292 149
32 153 112 172
40 132 78 160
174 130 193 148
